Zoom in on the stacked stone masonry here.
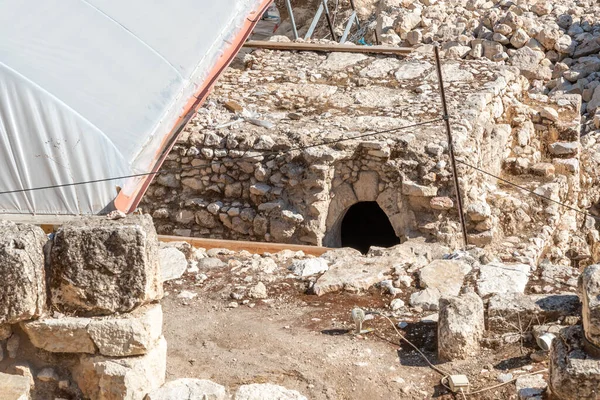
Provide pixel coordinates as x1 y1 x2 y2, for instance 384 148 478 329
0 216 166 400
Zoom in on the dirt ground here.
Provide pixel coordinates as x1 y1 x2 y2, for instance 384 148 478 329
161 261 546 400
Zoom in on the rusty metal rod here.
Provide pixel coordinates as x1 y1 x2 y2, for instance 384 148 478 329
322 0 337 41
433 44 468 249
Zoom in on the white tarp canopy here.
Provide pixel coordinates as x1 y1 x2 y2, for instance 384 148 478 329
0 0 270 215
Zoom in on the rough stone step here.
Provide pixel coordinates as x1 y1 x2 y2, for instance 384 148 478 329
487 292 580 333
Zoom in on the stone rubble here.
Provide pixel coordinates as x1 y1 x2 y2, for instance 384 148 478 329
0 217 167 400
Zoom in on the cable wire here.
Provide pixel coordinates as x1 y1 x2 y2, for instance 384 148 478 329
375 312 548 397
456 158 600 222
0 118 444 197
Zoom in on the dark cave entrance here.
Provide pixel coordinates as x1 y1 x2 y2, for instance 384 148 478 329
340 201 400 254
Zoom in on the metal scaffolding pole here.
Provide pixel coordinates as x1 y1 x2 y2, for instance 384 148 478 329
433 45 469 248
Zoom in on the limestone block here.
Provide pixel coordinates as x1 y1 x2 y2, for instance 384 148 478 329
313 255 393 296
0 372 31 400
288 258 329 277
235 383 307 400
319 52 368 71
159 247 187 282
438 292 484 361
401 181 437 197
410 288 441 311
515 373 546 399
419 260 471 298
22 304 163 357
73 336 167 400
430 197 454 210
548 142 579 156
87 304 163 357
580 265 600 348
0 324 12 340
477 262 530 297
466 202 491 221
50 215 163 316
21 317 96 354
550 326 600 400
352 171 379 202
146 379 227 400
488 293 580 333
0 221 47 324
326 183 357 229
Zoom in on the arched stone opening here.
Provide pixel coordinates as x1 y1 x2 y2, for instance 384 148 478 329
340 201 400 254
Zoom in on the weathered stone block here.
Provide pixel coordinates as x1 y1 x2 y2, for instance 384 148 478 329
550 326 600 400
580 264 600 349
22 304 162 357
0 221 47 324
146 379 227 400
235 383 307 400
401 181 438 197
477 262 530 297
487 293 580 333
419 260 471 298
0 372 31 400
50 215 162 316
313 253 392 296
87 303 163 357
73 336 167 400
158 247 187 282
21 317 96 354
438 292 484 360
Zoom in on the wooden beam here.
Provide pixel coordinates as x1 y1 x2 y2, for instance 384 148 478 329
0 214 331 256
243 40 413 55
159 235 330 256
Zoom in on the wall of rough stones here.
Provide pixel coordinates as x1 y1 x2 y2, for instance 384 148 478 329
0 216 166 400
142 46 539 251
140 0 600 269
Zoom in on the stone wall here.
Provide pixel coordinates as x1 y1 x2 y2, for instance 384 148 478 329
141 45 546 251
0 216 166 400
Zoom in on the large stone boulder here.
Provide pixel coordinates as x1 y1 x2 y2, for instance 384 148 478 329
0 372 31 400
146 379 227 400
0 221 47 324
73 336 167 400
580 264 600 348
438 292 484 361
50 215 162 316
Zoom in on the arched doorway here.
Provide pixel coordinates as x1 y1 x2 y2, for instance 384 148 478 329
341 201 400 254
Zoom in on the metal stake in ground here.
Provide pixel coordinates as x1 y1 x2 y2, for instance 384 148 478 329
433 45 468 249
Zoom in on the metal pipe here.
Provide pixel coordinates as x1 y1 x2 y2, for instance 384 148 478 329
434 45 468 249
322 0 337 42
284 0 299 40
348 0 361 30
305 3 324 40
